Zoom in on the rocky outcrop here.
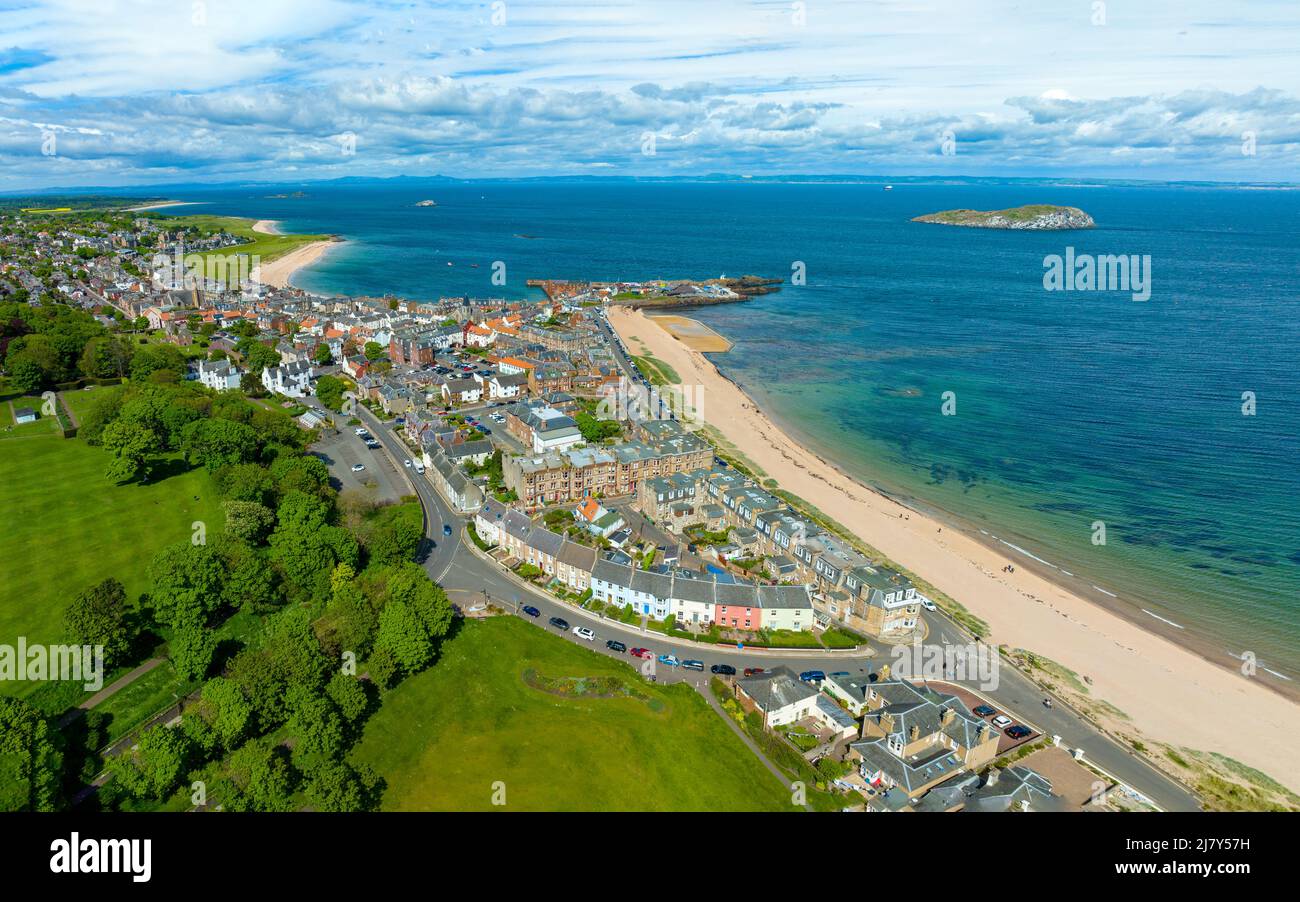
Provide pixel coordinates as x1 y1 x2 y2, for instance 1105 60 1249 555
911 205 1094 230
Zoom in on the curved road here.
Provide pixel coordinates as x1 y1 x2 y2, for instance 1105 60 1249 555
356 406 1200 812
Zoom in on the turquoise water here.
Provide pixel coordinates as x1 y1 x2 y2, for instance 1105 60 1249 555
161 181 1300 678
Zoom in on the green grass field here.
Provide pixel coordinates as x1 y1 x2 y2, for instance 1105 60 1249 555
351 617 794 811
631 354 681 386
164 214 331 268
0 422 224 695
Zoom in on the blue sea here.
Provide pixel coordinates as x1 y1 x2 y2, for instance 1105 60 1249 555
158 180 1300 681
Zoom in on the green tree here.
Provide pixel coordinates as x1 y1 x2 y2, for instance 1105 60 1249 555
325 672 369 724
304 760 381 812
100 419 160 483
222 739 296 812
222 500 276 544
313 343 333 365
362 341 385 361
181 418 259 471
373 601 434 675
0 698 62 811
107 725 190 801
170 620 218 682
63 577 132 668
187 677 252 754
315 373 345 411
147 541 228 628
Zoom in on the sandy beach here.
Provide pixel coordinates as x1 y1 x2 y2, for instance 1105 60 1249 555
251 218 340 288
608 304 1300 795
124 200 204 212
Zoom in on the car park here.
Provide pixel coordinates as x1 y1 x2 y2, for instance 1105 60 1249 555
992 714 1013 728
573 626 596 641
1005 725 1033 740
522 605 541 618
681 659 704 671
973 704 998 717
548 616 570 631
657 654 680 667
710 664 736 675
606 640 627 653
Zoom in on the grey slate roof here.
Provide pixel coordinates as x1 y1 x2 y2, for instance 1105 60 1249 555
737 666 819 712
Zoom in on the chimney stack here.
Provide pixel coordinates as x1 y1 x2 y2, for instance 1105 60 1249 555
941 707 956 726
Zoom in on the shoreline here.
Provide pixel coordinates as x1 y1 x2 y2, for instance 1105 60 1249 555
124 200 205 212
255 238 341 289
607 304 1300 794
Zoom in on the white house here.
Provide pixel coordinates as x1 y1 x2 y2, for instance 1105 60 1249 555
262 360 314 398
196 359 242 391
735 667 821 728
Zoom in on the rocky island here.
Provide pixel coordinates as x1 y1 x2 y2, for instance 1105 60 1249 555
415 199 437 207
912 204 1094 230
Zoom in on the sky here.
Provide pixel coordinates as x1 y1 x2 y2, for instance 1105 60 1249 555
0 0 1297 189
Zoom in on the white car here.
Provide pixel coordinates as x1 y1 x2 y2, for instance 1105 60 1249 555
992 715 1013 729
573 626 596 641
921 599 937 612
403 459 412 468
351 464 365 472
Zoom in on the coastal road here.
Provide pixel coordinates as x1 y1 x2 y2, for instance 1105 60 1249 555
358 401 1202 812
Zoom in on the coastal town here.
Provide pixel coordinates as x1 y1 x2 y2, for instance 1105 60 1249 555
0 203 1222 816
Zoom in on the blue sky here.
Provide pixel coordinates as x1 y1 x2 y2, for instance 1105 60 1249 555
0 0 1297 188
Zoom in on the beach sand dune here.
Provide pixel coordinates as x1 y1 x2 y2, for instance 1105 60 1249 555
608 304 1300 795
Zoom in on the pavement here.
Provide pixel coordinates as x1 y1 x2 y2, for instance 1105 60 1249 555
355 374 1203 814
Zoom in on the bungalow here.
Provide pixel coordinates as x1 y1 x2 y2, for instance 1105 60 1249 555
14 406 37 424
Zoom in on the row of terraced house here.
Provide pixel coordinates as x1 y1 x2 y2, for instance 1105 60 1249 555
473 502 816 632
635 464 926 639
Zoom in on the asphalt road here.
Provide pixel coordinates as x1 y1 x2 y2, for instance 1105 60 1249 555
357 384 1201 813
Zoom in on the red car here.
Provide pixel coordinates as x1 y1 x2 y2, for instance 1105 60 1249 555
630 647 652 659
743 667 765 677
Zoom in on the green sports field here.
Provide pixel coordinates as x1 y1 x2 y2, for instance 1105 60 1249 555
0 400 223 695
351 617 795 812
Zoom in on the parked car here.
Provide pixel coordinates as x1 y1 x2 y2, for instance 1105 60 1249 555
681 659 704 671
743 667 765 677
629 647 652 659
573 626 596 641
548 617 570 631
1005 725 1033 740
828 671 850 678
992 714 1013 728
921 598 937 611
657 654 680 667
351 464 365 472
443 523 453 536
973 704 998 717
606 640 627 653
403 459 412 468
799 670 826 683
710 664 736 675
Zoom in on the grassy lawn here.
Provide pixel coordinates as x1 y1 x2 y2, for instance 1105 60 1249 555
0 429 224 696
164 214 331 267
351 617 794 811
